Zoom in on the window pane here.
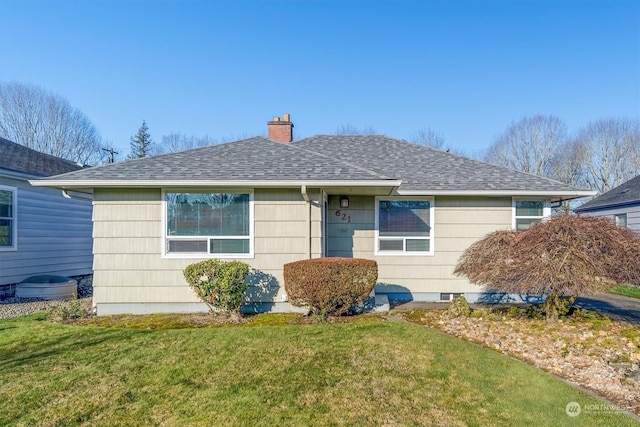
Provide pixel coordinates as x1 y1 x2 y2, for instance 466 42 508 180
516 218 540 231
0 190 13 218
210 239 249 254
0 219 12 247
379 200 430 237
515 201 543 217
167 239 207 253
379 239 404 251
406 239 429 252
167 193 249 237
615 214 627 228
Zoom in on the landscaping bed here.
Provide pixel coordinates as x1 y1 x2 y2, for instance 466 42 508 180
400 306 640 418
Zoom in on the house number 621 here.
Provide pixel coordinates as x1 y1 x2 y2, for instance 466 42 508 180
335 210 351 223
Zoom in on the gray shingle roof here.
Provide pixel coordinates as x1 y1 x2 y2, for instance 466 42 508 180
0 137 84 177
32 134 589 196
575 175 640 212
40 137 392 182
292 135 583 192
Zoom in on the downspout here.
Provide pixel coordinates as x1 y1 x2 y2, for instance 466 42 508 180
301 185 312 259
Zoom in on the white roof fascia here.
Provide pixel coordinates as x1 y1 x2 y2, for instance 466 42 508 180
29 179 403 189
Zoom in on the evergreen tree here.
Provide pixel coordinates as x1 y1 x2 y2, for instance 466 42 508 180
128 120 154 159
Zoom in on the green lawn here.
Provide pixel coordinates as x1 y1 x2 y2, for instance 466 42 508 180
0 313 636 427
611 285 640 299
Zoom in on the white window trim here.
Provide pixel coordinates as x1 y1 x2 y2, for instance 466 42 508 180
0 185 17 252
512 197 551 231
374 196 434 256
161 189 254 259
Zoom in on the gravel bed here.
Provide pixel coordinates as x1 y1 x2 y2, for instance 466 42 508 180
0 275 93 320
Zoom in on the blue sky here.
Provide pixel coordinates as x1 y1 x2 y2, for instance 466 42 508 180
1 0 638 159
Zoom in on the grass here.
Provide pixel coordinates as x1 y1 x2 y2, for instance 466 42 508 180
0 313 637 426
610 285 640 299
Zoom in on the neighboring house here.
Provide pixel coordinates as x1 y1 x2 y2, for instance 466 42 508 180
575 175 640 231
31 115 595 315
0 137 93 293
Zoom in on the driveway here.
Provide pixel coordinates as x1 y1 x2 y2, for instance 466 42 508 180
574 293 640 325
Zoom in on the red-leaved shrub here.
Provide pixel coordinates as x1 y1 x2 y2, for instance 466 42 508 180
284 258 378 317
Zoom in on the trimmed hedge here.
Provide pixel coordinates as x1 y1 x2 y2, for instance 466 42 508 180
284 257 378 317
183 259 250 314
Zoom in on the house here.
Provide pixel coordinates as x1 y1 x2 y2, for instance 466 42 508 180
575 175 640 231
30 115 595 315
0 137 93 297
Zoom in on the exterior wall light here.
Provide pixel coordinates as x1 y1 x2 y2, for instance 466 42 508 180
340 196 349 208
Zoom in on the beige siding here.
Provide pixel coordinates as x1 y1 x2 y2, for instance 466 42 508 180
92 187 320 309
378 196 512 293
326 195 512 294
93 187 520 311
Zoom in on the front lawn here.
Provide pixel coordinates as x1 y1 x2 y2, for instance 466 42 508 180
0 313 636 426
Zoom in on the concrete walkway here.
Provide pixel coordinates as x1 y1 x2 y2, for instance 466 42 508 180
390 293 640 325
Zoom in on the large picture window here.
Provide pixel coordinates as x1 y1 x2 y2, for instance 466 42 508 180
0 186 16 251
165 192 253 257
513 199 549 231
375 197 434 255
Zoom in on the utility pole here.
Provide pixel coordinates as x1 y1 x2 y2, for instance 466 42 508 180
101 147 119 163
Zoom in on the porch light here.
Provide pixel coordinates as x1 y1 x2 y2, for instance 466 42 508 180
340 196 349 208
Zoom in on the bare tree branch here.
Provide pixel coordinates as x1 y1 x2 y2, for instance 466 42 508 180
0 82 104 165
484 115 567 177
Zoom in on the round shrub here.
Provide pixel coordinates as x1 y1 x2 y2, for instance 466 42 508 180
183 259 250 314
283 257 378 317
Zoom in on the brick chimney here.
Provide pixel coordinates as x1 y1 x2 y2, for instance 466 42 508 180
267 113 294 143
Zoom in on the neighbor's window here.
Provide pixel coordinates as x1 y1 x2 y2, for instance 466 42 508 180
165 192 252 257
376 197 434 255
513 199 549 231
0 186 16 250
615 213 627 228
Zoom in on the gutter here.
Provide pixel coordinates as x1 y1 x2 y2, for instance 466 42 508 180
396 189 597 201
29 179 403 190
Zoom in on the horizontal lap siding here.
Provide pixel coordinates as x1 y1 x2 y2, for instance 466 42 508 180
581 205 640 232
0 177 93 285
327 195 512 294
376 197 511 293
377 196 512 293
93 188 318 306
93 188 514 307
253 188 321 300
93 188 195 304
